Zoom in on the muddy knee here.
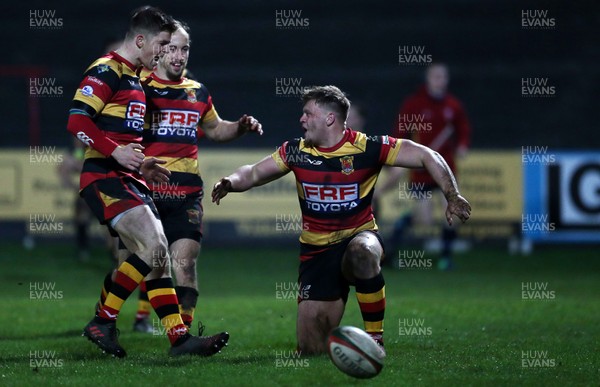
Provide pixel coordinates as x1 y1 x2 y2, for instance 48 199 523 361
343 234 382 279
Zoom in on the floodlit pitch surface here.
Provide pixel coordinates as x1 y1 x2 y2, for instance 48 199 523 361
1 244 598 386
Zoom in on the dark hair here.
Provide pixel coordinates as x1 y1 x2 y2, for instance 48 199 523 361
173 19 192 44
126 6 177 39
174 19 190 33
301 85 351 121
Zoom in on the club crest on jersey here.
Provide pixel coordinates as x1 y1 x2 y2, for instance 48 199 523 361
340 156 354 175
184 88 197 103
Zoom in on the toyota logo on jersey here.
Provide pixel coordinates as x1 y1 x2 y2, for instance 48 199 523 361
150 109 200 140
302 183 360 212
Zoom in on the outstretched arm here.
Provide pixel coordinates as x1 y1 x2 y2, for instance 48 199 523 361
211 155 288 205
393 140 471 225
202 114 263 142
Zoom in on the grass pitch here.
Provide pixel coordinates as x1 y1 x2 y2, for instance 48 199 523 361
0 242 598 386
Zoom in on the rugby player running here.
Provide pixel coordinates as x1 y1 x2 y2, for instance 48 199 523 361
105 20 263 334
67 6 228 357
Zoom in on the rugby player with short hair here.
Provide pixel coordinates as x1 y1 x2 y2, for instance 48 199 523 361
66 6 228 357
105 21 263 334
211 85 471 354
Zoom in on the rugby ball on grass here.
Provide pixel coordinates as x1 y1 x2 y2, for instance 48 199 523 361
327 326 385 378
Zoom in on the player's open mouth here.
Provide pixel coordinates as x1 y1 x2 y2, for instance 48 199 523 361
172 63 182 71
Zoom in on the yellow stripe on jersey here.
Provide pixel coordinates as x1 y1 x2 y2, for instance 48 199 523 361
360 174 378 199
138 67 153 78
271 150 291 172
86 149 201 175
384 138 403 166
142 75 218 125
144 77 202 90
202 105 218 124
73 57 138 115
101 103 127 119
72 90 106 113
158 157 199 174
299 131 369 158
84 57 122 74
85 148 106 159
299 219 378 245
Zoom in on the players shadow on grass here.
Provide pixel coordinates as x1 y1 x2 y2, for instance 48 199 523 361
86 352 279 365
0 329 83 341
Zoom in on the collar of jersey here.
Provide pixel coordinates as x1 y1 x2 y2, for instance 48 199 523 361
149 73 184 85
109 51 137 72
312 128 351 153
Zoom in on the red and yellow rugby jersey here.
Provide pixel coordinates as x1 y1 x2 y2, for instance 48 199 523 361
68 51 147 190
141 73 218 196
272 129 402 247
